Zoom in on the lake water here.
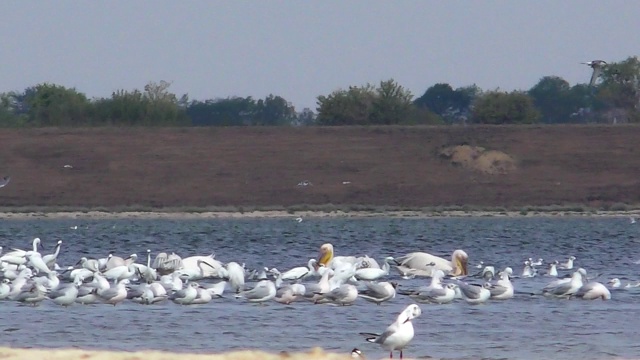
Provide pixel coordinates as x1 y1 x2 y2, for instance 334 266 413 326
0 216 639 360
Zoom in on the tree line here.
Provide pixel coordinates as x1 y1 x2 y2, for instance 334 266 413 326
1 56 638 127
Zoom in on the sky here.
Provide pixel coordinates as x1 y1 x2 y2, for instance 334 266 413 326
1 1 638 111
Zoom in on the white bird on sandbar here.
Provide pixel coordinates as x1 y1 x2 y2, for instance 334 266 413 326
391 249 468 277
360 303 422 359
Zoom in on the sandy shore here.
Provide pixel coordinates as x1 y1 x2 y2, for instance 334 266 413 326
0 209 638 220
0 347 359 360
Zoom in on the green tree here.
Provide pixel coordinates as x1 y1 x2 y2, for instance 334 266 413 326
255 94 296 126
414 83 480 123
186 97 257 126
472 90 540 124
596 56 640 122
316 79 413 125
24 83 90 126
92 81 190 126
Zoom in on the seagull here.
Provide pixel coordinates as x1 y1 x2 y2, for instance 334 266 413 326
0 176 10 188
630 217 637 224
360 304 422 359
295 217 303 223
581 60 607 87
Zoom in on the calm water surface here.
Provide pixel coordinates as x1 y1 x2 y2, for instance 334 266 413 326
0 216 639 360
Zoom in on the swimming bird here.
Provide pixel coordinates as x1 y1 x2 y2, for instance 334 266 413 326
0 176 10 188
360 303 422 359
358 281 397 305
574 282 611 300
403 270 455 304
542 268 585 298
355 258 392 281
225 261 245 293
487 271 514 300
237 279 276 304
630 217 637 224
48 281 81 306
392 249 468 277
314 283 358 306
582 60 607 87
546 261 559 277
271 258 317 281
169 282 199 305
559 256 576 270
274 285 305 305
521 260 536 278
42 240 62 270
97 279 129 306
457 282 491 304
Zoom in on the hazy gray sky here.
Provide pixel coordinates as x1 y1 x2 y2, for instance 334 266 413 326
2 2 637 110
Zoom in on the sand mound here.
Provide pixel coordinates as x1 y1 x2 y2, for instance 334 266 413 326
439 145 516 174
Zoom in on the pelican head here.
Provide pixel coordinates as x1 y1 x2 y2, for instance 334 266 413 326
317 243 334 268
451 249 468 276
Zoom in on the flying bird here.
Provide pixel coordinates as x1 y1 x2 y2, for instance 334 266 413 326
581 60 607 87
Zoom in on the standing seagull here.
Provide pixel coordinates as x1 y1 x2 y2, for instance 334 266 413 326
582 60 607 87
360 303 422 359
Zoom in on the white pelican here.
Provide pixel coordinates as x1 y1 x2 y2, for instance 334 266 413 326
181 255 223 278
581 60 607 87
316 243 358 270
575 282 611 300
360 304 422 359
392 249 468 277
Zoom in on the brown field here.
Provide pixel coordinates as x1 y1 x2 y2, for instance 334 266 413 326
0 125 639 211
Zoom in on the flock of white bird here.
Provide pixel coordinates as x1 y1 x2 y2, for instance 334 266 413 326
0 236 633 359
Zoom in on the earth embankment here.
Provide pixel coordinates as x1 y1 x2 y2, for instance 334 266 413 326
0 125 638 210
